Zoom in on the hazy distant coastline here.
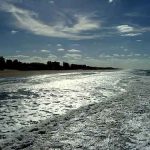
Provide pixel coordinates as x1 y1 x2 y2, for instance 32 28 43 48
0 56 117 73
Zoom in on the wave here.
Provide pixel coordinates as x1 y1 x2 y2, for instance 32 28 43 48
0 70 150 149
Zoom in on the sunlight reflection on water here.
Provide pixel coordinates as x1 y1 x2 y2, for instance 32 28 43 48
0 71 126 139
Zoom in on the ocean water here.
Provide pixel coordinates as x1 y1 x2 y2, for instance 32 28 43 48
0 70 150 149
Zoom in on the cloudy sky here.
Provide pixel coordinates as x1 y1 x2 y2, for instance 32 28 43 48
0 0 150 69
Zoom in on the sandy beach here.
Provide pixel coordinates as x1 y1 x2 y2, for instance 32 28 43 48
0 70 103 78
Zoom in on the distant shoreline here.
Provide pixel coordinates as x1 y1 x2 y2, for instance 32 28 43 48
0 56 118 73
0 69 119 78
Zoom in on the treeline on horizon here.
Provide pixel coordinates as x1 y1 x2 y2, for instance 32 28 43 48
0 56 116 71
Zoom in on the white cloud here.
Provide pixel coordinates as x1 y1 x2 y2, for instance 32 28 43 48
57 48 65 51
99 54 111 58
6 55 30 60
99 54 124 58
117 25 134 33
122 33 142 37
136 39 142 42
1 2 100 40
29 56 43 62
134 54 141 57
5 55 42 63
40 49 50 53
116 24 144 37
49 1 54 4
124 49 128 52
141 27 150 32
120 54 125 57
127 54 133 57
63 53 82 60
72 43 80 46
85 56 150 69
8 54 58 62
11 30 18 34
113 54 120 57
62 15 100 33
99 53 144 59
57 44 62 47
109 0 113 3
48 54 57 61
67 49 81 53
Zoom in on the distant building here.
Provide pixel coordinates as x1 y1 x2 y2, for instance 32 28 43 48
0 56 5 70
63 62 70 70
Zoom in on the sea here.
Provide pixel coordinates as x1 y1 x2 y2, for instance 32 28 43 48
0 70 150 149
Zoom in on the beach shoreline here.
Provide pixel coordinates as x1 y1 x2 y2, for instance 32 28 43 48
0 69 116 78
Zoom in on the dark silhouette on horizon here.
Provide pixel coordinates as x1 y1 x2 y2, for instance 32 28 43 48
0 56 5 70
0 56 116 71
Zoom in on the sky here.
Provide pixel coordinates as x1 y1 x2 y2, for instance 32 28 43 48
0 0 150 69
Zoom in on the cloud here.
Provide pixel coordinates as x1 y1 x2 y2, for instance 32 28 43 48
57 44 62 47
57 48 65 51
67 49 81 53
120 54 125 57
116 24 144 37
63 53 82 60
11 30 18 34
124 49 128 52
62 15 100 33
117 25 134 33
30 56 42 61
99 54 111 58
127 54 133 57
1 2 101 40
72 43 80 46
109 0 113 3
99 53 145 59
136 39 142 42
134 54 141 57
6 54 58 62
113 54 120 57
49 1 54 4
40 49 50 53
30 53 58 62
122 33 142 37
48 54 57 61
140 27 150 32
5 55 30 60
85 57 150 69
125 12 150 18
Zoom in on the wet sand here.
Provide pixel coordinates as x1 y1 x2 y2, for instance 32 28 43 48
0 70 102 78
